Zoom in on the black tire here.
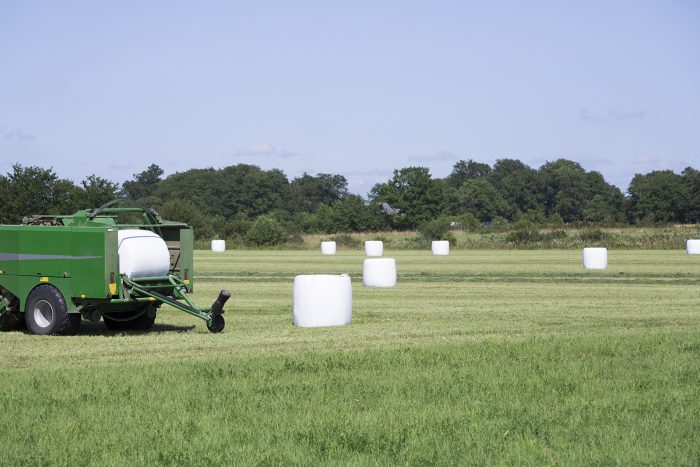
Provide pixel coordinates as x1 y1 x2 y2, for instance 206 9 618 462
207 314 225 333
103 305 157 331
24 285 73 335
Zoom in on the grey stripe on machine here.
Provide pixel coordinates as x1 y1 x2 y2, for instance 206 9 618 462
0 253 103 261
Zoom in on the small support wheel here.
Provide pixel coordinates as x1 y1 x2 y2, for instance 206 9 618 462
207 314 225 333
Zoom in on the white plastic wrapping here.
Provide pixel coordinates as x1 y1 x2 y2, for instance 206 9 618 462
321 241 337 255
293 274 352 327
365 240 384 256
583 247 608 269
363 258 397 287
211 239 226 252
432 240 450 255
686 240 700 254
118 229 171 278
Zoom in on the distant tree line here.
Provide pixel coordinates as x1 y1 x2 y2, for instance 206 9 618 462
1 159 699 242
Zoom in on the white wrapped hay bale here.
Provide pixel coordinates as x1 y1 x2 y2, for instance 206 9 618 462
321 241 337 255
211 239 226 252
118 229 171 278
686 240 700 254
363 258 397 287
432 240 450 255
365 240 384 256
293 274 352 327
583 247 608 269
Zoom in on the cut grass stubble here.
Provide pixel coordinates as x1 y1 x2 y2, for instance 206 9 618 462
0 250 698 465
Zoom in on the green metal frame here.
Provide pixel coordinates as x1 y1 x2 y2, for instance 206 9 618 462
122 274 216 325
0 201 227 332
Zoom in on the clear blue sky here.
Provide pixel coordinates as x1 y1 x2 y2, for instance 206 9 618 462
1 1 698 195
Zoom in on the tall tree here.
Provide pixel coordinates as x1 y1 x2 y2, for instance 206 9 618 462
122 164 164 200
539 159 588 221
370 167 446 229
628 170 690 223
79 174 121 208
582 171 626 223
447 159 492 187
456 179 510 222
488 159 542 217
682 167 700 223
0 164 78 223
153 164 289 219
539 159 624 223
286 173 349 213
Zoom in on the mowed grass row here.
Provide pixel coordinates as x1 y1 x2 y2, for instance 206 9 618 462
0 250 699 464
197 249 700 283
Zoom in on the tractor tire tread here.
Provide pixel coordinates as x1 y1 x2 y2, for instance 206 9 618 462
24 285 73 335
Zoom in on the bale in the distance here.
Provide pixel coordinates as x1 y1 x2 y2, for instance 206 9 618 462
432 240 450 255
363 258 397 287
687 239 700 254
321 241 337 255
293 274 352 327
211 240 226 252
365 240 384 256
583 247 608 269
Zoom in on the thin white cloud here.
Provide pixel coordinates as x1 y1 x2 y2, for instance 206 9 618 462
573 155 616 167
108 162 136 170
408 150 458 163
0 126 36 141
231 143 298 158
609 108 646 120
579 107 647 122
578 108 600 122
631 153 691 171
343 168 393 177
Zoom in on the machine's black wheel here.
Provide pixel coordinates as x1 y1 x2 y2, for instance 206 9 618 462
103 305 157 331
24 285 73 335
207 314 225 333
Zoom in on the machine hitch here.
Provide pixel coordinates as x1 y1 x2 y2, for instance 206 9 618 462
211 290 231 315
121 275 230 333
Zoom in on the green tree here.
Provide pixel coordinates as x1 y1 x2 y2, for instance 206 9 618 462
286 173 349 213
456 179 510 222
488 159 541 217
447 159 492 187
0 164 78 223
682 167 700 223
153 164 289 219
328 195 384 232
246 215 286 246
583 171 626 223
628 170 689 224
539 159 624 223
158 199 214 240
79 175 121 208
417 217 452 240
370 167 447 229
539 159 588 221
122 164 164 200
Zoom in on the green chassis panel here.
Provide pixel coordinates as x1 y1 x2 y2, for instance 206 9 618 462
0 214 193 314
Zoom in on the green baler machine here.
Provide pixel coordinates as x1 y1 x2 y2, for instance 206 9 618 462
0 203 230 335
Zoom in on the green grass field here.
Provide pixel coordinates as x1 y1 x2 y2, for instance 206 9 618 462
1 250 699 465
